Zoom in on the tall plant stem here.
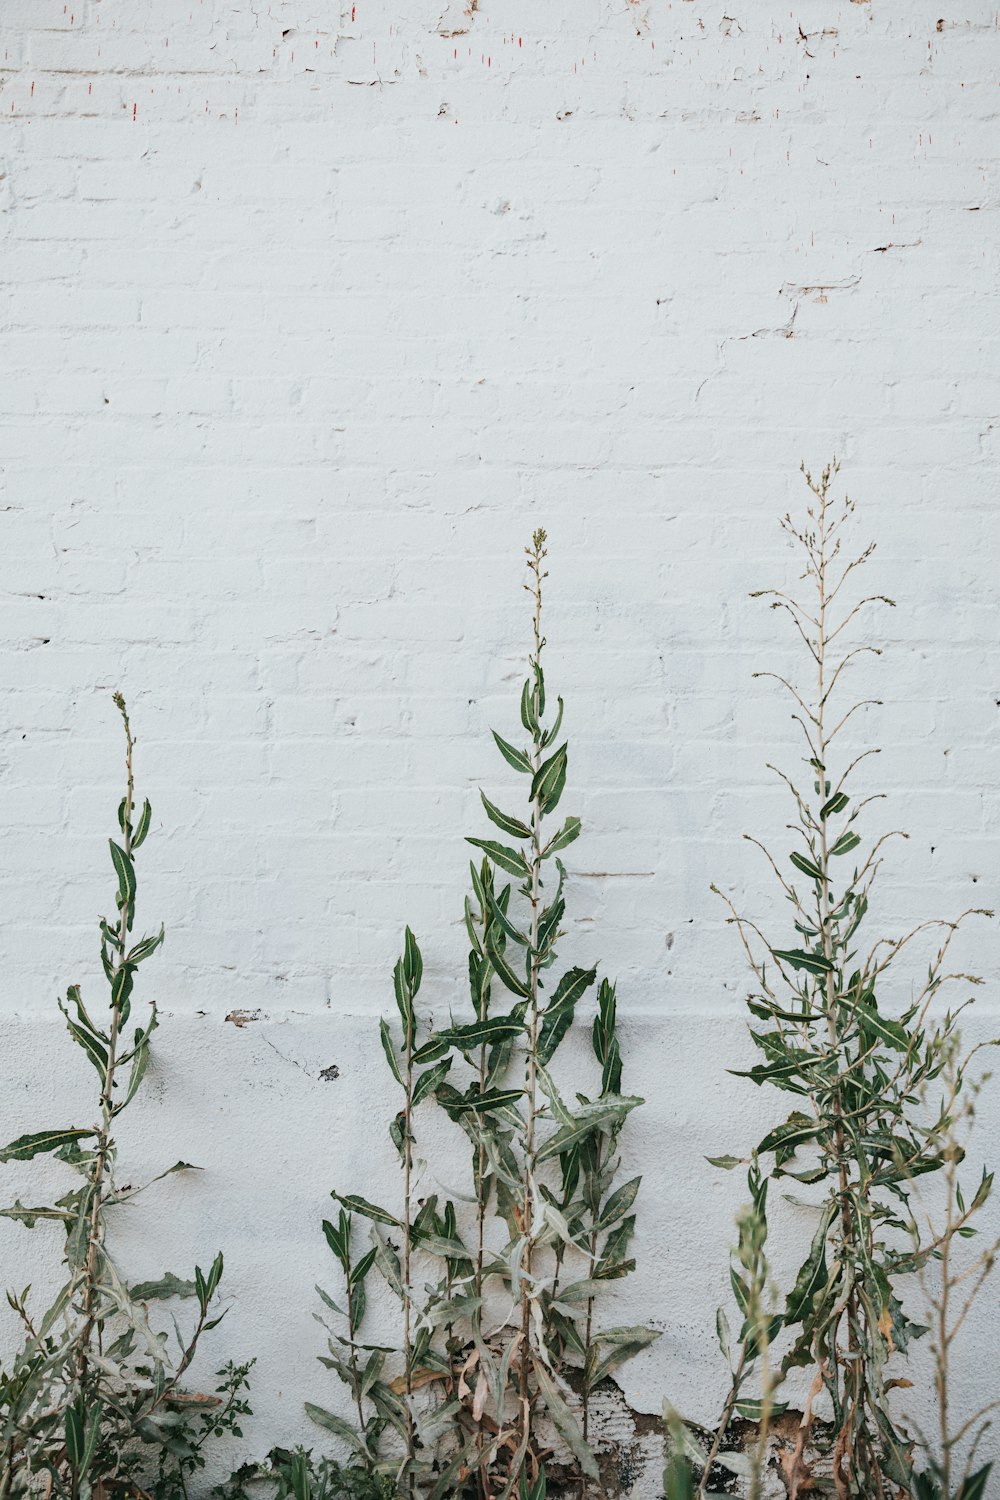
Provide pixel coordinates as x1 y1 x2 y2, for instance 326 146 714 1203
344 1237 369 1447
517 533 547 1472
475 1026 490 1500
810 471 866 1493
403 983 416 1499
697 1351 748 1494
77 696 135 1399
578 1135 605 1500
936 1153 955 1499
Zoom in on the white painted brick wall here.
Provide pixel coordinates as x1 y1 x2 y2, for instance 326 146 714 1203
2 0 1000 1490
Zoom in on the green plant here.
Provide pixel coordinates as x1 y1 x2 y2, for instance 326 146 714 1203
308 533 655 1498
700 463 992 1497
0 694 244 1500
665 1163 780 1498
269 1446 397 1500
909 1040 997 1500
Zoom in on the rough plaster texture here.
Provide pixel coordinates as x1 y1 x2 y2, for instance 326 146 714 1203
2 0 1000 1492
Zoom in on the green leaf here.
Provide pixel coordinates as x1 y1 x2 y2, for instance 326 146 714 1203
64 1017 109 1080
856 1000 909 1052
432 1016 526 1052
735 1398 789 1421
304 1404 367 1455
332 1194 402 1230
393 958 413 1034
537 965 597 1065
545 816 582 856
480 791 532 841
0 1201 73 1228
411 1034 450 1066
485 926 530 998
0 1128 95 1163
706 1155 744 1170
770 948 835 976
596 1176 641 1231
956 1465 992 1500
403 927 422 993
584 1325 660 1389
830 830 861 857
531 743 568 814
127 926 164 964
379 1018 402 1084
789 850 824 882
111 961 134 1013
716 1307 731 1364
541 695 564 749
757 1114 819 1157
109 839 136 908
131 1271 198 1302
486 892 530 949
537 1096 642 1162
64 984 106 1043
132 798 153 848
520 679 539 735
449 1087 523 1115
322 1215 347 1268
492 731 532 775
467 837 532 881
117 1028 152 1113
412 1057 452 1107
532 1358 598 1479
820 792 849 819
785 1204 834 1323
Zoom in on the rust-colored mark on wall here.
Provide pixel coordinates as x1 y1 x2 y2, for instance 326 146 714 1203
438 0 478 39
226 1008 263 1027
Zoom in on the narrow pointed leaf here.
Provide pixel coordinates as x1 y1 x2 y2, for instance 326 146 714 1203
492 731 532 775
0 1128 95 1163
467 837 532 881
480 791 532 841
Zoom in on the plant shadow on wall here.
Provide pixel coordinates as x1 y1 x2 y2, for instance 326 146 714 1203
0 695 253 1500
302 532 658 1500
665 465 999 1500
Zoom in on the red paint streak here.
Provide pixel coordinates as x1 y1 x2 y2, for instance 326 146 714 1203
351 4 355 18
133 101 137 119
454 46 457 57
30 80 34 95
518 35 522 45
88 81 92 93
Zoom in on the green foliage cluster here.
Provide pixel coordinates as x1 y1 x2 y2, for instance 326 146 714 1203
1 487 996 1500
307 533 657 1498
0 697 249 1500
667 465 998 1500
